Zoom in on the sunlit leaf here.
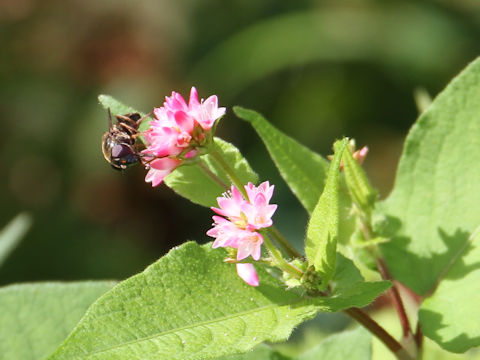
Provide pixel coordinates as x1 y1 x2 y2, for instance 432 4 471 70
218 344 291 360
342 146 377 214
305 139 348 287
378 57 480 352
49 242 388 360
165 137 258 207
419 229 480 353
234 107 329 213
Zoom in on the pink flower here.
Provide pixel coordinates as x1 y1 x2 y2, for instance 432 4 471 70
208 216 244 249
242 182 277 230
236 230 263 261
188 87 226 130
144 158 181 187
141 87 225 187
245 181 275 203
353 146 368 165
236 263 259 287
211 185 248 223
208 181 277 286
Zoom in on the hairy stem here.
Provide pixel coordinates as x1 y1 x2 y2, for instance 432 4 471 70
197 160 229 190
262 234 303 279
377 258 413 340
209 142 300 259
354 202 414 341
267 226 302 259
344 308 414 360
209 145 248 198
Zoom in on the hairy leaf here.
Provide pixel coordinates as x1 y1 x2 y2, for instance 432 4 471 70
378 58 480 351
419 229 480 353
98 94 148 125
0 282 115 360
234 107 357 267
234 107 329 214
379 57 480 292
49 242 388 360
342 146 377 214
305 139 348 287
218 344 291 360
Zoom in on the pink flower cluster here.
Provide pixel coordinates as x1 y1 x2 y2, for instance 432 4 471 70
207 182 277 286
142 87 226 186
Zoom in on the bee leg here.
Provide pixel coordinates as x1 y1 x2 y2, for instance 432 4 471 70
132 133 143 139
136 111 153 126
139 154 157 168
119 122 138 134
116 114 138 127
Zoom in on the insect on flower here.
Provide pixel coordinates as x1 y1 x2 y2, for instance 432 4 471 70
101 109 150 170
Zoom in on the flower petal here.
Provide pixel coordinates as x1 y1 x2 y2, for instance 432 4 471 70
236 263 259 287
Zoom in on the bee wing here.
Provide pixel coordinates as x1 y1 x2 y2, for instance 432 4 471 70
101 132 113 163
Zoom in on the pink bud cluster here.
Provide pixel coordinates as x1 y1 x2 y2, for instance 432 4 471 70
142 87 226 186
207 182 277 286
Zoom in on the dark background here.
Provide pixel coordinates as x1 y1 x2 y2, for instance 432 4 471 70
1 0 479 285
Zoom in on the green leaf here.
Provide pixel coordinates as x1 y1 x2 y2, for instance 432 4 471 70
0 213 32 268
49 242 388 360
297 327 371 360
233 107 357 261
378 57 480 296
305 139 348 286
377 58 480 352
342 146 377 214
329 254 390 311
371 307 475 360
234 106 329 214
165 137 258 207
418 229 480 353
0 281 115 360
97 94 150 132
218 344 291 360
98 94 140 115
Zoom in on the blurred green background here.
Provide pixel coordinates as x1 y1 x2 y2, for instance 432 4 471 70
1 0 479 287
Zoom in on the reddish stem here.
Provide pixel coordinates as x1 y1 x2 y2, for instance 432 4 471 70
344 308 413 360
377 258 412 339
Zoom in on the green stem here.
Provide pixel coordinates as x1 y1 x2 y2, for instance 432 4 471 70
197 160 229 190
209 141 300 259
354 203 414 342
267 226 302 259
209 145 248 198
262 234 303 279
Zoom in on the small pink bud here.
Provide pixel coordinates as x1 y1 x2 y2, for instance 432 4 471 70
352 146 368 165
236 263 259 287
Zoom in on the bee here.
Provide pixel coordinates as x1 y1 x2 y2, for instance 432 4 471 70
101 109 148 170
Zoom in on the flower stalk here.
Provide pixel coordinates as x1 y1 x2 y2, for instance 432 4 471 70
344 308 414 360
261 233 303 279
209 145 248 198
